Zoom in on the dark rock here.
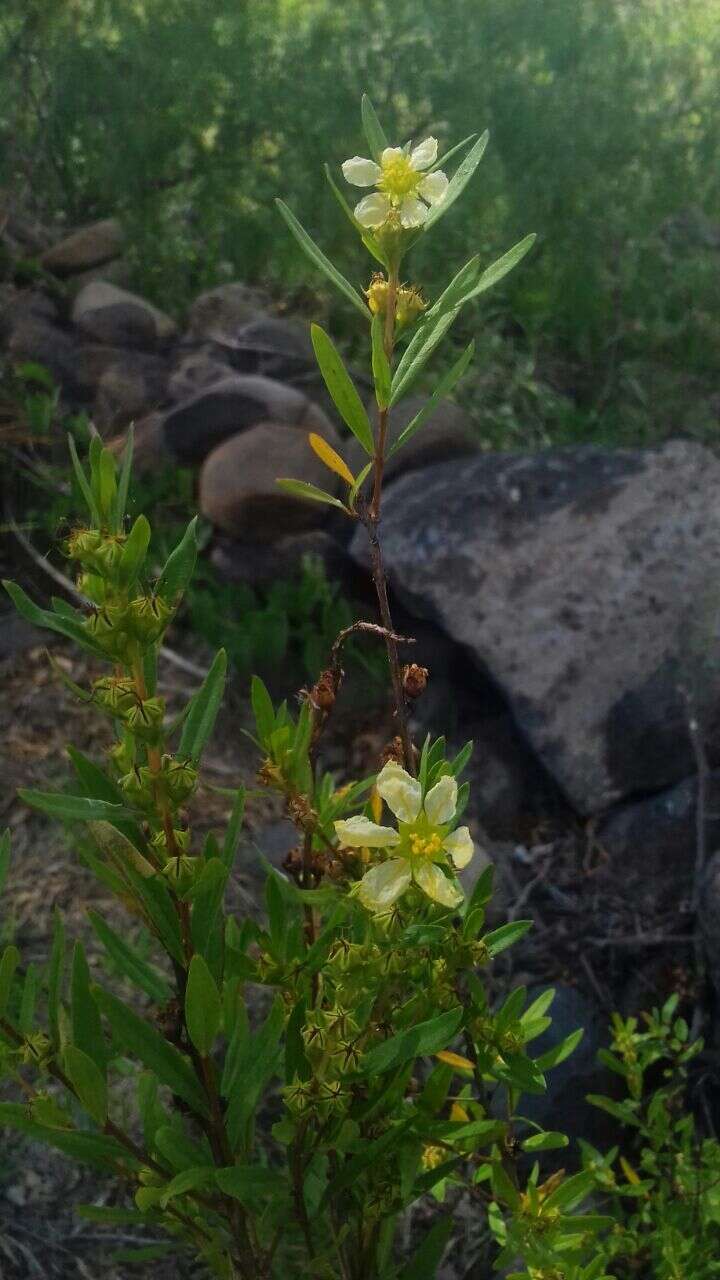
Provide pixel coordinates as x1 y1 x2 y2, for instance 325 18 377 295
163 374 330 466
211 316 314 382
199 419 342 538
210 530 361 594
40 218 125 276
72 282 177 348
108 413 168 472
167 351 234 404
8 317 80 391
185 282 269 341
93 351 168 430
352 442 720 814
0 287 58 342
598 772 720 911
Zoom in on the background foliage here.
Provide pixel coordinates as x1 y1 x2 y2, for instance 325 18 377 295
2 0 719 446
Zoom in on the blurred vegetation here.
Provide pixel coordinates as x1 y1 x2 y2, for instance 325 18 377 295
1 0 719 448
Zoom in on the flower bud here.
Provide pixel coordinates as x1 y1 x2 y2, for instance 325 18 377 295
395 285 426 331
402 663 429 700
77 572 107 604
124 696 166 742
151 828 190 858
126 595 173 643
119 765 155 810
161 755 197 805
365 273 390 315
21 1032 53 1068
162 854 198 891
93 676 137 715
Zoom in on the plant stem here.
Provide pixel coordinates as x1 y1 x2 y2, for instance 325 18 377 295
364 265 415 772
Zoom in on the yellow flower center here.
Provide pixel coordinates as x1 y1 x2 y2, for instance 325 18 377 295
378 152 420 200
409 831 443 858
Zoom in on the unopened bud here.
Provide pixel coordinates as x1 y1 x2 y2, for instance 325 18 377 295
395 285 426 331
402 663 428 700
126 595 173 643
124 695 166 742
365 273 389 315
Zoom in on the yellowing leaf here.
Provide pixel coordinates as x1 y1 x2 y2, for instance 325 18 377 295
370 787 383 823
436 1050 474 1073
620 1156 641 1186
449 1102 470 1122
308 433 355 486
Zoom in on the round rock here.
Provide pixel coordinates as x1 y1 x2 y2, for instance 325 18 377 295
40 218 125 277
72 281 177 348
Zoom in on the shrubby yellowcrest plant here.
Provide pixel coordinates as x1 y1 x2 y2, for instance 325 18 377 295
0 94 682 1279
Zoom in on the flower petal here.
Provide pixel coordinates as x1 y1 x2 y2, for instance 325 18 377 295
443 826 474 870
380 146 404 167
334 816 400 848
410 137 438 170
376 761 422 824
399 195 428 228
358 858 412 912
342 156 382 186
414 861 463 908
424 774 458 825
354 192 392 228
418 170 449 205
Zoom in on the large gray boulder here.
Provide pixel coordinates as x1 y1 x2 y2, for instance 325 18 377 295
352 442 720 814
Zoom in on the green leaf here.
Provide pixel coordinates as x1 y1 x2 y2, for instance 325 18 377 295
359 1007 464 1075
97 448 117 525
348 459 373 510
310 325 374 454
285 996 310 1084
275 199 369 319
185 955 221 1057
113 423 134 531
542 1170 595 1213
190 858 228 977
94 987 209 1117
250 675 275 746
178 649 226 764
19 789 131 824
371 314 391 409
0 945 20 1021
462 233 537 304
431 133 478 174
484 920 532 957
389 306 460 406
88 912 170 1003
64 1044 108 1125
71 943 107 1069
536 1027 584 1071
159 1166 214 1208
424 129 489 230
67 434 100 524
3 580 106 658
155 517 198 603
224 996 284 1147
18 963 38 1035
0 1103 130 1170
399 1217 453 1280
521 1130 568 1152
221 787 245 872
276 478 348 511
424 254 481 322
215 1164 288 1206
47 910 65 1044
389 342 475 457
361 93 388 160
68 747 145 848
118 514 150 586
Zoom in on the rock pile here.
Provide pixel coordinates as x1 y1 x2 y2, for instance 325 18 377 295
4 211 720 972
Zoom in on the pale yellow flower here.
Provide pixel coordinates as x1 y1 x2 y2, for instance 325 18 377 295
334 761 474 913
342 138 449 230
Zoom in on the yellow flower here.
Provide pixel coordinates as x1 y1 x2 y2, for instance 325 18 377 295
334 761 474 913
342 138 449 229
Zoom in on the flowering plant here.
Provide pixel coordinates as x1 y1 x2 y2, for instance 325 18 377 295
0 98 608 1279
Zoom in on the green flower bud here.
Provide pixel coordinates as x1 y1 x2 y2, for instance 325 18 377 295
77 571 107 604
84 606 130 660
21 1032 53 1068
126 595 173 643
93 676 137 714
65 528 103 563
283 1079 315 1115
108 737 135 776
124 695 165 742
161 756 197 805
119 765 155 810
162 854 199 891
150 827 190 858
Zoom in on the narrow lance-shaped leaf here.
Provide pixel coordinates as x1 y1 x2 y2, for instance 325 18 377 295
3 580 106 658
47 910 65 1044
94 987 209 1117
71 943 107 1069
359 1006 464 1075
185 954 221 1056
276 478 348 512
361 93 389 160
118 514 151 587
113 423 134 531
459 233 537 304
0 945 21 1021
155 517 198 603
88 911 169 1003
275 199 369 319
390 342 475 457
307 432 355 486
310 324 375 454
67 434 100 525
178 648 227 764
18 789 131 825
64 1044 108 1126
424 129 489 230
389 307 460 407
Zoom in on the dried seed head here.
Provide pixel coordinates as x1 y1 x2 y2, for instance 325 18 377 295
402 662 429 699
